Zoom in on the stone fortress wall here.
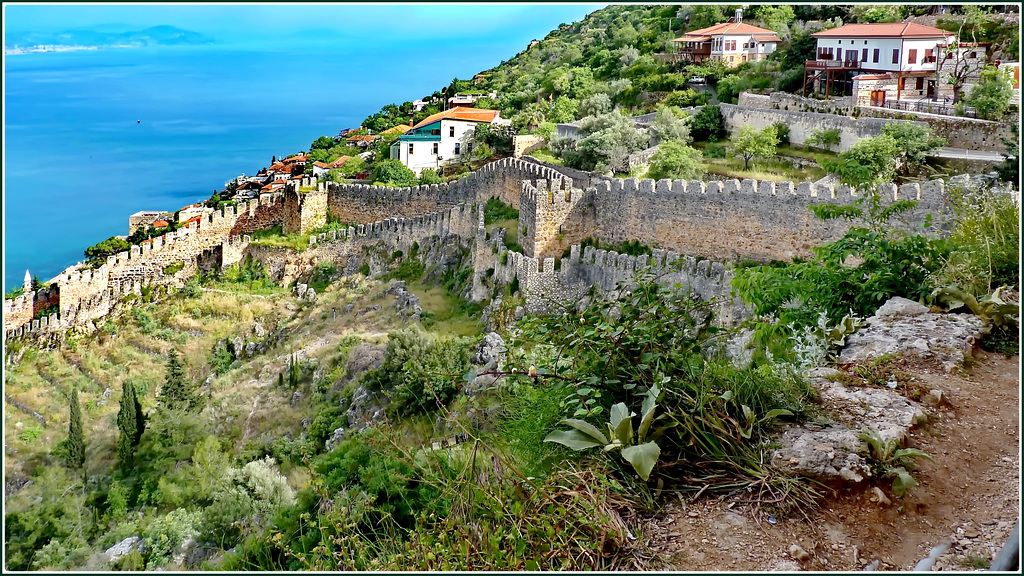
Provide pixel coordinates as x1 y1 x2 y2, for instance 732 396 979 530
5 151 967 340
5 192 287 339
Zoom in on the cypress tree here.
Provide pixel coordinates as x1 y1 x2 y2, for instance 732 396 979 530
64 388 85 469
160 348 196 412
117 381 145 467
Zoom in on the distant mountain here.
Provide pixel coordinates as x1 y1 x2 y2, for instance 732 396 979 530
4 25 213 52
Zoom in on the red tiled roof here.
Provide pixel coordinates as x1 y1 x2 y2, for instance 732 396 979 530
675 34 711 42
153 220 169 228
381 124 412 136
183 215 202 226
314 155 351 169
812 23 954 39
346 134 380 143
283 154 307 163
752 34 781 42
411 106 500 130
677 22 779 39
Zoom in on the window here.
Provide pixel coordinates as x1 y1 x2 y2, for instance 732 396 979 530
467 143 473 153
408 143 414 155
863 48 868 61
924 49 933 62
431 129 440 136
908 49 917 64
432 143 438 155
892 49 899 64
873 48 879 63
455 143 461 155
836 48 842 60
969 51 977 59
864 40 868 45
916 77 924 90
837 40 842 44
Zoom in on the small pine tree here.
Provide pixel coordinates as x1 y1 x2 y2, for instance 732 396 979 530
64 388 86 469
160 348 196 412
117 381 145 468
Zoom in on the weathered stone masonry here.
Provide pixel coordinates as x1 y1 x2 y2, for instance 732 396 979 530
5 152 967 340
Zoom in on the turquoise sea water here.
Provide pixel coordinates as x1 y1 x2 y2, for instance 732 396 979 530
2 14 588 292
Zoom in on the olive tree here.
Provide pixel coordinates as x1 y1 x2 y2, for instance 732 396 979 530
732 125 779 171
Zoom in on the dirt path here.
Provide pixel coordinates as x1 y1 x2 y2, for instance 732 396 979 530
645 351 1020 571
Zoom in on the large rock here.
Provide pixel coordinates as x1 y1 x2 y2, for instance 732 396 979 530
772 425 872 484
105 536 141 563
873 296 930 318
472 332 505 366
325 427 347 451
771 366 927 485
346 344 384 377
387 281 422 321
838 299 987 374
346 386 385 433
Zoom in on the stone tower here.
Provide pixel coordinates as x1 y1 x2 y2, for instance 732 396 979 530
23 270 31 292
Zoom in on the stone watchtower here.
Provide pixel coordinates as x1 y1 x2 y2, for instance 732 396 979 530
23 270 32 292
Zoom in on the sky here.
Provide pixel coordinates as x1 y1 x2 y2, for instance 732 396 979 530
3 3 605 47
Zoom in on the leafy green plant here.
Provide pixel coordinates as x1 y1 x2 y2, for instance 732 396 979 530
162 262 185 275
732 191 948 363
545 384 668 480
857 428 933 496
17 424 43 443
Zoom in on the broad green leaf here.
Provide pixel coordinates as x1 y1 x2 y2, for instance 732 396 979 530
891 467 917 497
893 448 934 463
558 418 609 445
611 410 634 446
741 404 754 426
544 429 604 451
759 409 794 424
638 384 660 441
609 403 630 430
720 390 734 402
621 441 661 481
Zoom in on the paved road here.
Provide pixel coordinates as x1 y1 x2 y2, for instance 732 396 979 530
929 147 1006 162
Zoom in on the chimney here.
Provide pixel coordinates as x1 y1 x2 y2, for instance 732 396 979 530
735 8 743 23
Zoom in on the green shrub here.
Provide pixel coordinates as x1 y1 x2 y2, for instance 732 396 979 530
483 197 519 225
162 262 185 275
362 326 471 417
732 192 948 363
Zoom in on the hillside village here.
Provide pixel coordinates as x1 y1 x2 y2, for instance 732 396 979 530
3 4 1021 573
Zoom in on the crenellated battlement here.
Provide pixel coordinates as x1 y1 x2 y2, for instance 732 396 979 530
5 148 971 341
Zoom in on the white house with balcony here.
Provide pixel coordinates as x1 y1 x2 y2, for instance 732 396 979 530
673 21 780 67
806 23 955 104
392 107 506 175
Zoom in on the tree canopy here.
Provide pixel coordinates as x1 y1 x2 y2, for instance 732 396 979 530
647 141 704 180
732 125 779 171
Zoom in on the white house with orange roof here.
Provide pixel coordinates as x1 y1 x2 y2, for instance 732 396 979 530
392 106 506 175
176 203 213 224
311 155 351 178
672 21 780 67
806 23 955 103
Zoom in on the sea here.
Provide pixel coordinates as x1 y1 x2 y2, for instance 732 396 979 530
3 32 554 292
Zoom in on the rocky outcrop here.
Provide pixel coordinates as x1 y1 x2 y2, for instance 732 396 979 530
386 281 422 322
773 297 987 485
838 297 987 374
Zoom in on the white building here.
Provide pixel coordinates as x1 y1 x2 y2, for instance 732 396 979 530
393 107 504 175
807 23 955 103
673 22 780 67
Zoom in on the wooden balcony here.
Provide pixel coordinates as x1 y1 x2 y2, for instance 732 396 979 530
805 59 861 71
